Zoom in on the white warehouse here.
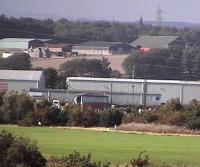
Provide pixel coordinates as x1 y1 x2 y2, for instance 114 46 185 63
66 77 200 106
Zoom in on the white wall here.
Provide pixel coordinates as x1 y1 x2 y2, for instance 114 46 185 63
72 48 111 56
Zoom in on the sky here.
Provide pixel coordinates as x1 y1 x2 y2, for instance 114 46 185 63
0 0 200 23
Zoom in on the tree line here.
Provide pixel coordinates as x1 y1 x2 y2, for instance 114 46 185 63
1 15 200 46
123 47 200 80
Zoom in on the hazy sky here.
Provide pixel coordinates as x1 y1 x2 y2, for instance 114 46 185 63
0 0 199 23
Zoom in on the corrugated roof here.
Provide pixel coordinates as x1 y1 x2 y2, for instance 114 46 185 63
78 92 108 97
0 70 43 81
0 38 36 42
38 39 52 42
46 43 72 48
131 36 179 48
67 77 200 85
0 38 50 43
74 42 123 48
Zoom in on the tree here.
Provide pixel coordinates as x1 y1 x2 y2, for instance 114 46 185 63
180 48 200 80
58 58 112 88
0 130 46 167
44 68 58 89
0 52 32 70
0 93 34 124
122 49 183 80
59 58 112 78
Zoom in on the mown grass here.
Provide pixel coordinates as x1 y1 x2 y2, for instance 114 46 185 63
0 126 200 166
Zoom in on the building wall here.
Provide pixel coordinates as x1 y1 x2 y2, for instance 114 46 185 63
48 48 63 53
67 78 200 106
0 41 29 49
82 96 108 103
29 40 44 48
38 74 46 89
169 38 186 49
72 47 110 55
29 89 68 103
0 40 44 50
110 44 135 54
0 80 38 93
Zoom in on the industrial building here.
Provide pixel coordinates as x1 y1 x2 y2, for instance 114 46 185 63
46 43 72 54
131 36 186 51
72 42 135 56
29 88 68 102
0 38 45 50
0 70 45 93
66 77 200 106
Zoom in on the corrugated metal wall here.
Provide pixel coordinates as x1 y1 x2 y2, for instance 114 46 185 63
0 41 29 49
67 78 200 106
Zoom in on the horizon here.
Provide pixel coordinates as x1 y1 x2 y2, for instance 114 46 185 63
0 0 200 24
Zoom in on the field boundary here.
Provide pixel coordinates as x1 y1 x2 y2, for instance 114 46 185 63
1 125 200 137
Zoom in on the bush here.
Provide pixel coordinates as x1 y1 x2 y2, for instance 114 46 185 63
47 151 110 167
186 119 200 130
122 112 148 124
67 105 83 126
0 130 46 167
82 109 100 127
0 92 34 124
160 99 183 112
130 151 150 167
99 109 123 127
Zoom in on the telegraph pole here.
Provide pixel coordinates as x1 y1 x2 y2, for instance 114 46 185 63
132 85 134 108
110 83 113 105
132 65 135 79
66 82 69 102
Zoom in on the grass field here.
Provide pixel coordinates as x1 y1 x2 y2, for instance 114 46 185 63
0 126 200 166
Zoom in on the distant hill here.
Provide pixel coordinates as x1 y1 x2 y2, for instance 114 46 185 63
143 21 200 28
81 19 200 29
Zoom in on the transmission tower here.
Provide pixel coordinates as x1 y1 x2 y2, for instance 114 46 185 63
156 3 162 26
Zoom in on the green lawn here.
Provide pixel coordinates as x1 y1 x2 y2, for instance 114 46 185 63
0 126 200 166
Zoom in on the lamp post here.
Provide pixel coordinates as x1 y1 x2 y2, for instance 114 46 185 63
110 83 113 105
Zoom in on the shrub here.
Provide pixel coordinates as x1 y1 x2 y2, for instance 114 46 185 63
122 112 148 124
0 130 46 167
100 109 124 127
67 105 83 126
130 151 150 167
186 119 200 130
82 109 100 127
145 113 159 123
0 92 34 124
160 99 183 112
47 151 110 167
117 122 200 135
